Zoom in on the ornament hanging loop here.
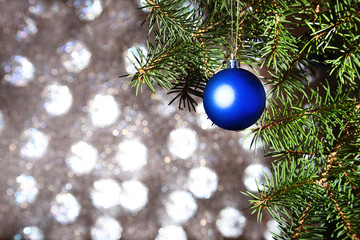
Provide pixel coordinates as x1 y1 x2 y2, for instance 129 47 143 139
230 0 240 58
227 59 240 69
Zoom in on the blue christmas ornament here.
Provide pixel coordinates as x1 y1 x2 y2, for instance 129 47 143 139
203 60 266 131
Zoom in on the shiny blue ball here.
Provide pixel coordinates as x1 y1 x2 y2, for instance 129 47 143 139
203 68 266 131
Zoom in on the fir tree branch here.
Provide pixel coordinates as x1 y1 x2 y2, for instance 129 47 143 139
323 184 359 240
293 205 311 239
271 0 280 61
269 52 305 95
312 9 360 40
125 2 360 237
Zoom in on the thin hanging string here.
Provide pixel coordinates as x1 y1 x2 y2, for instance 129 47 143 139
230 0 234 59
235 0 239 57
230 0 240 59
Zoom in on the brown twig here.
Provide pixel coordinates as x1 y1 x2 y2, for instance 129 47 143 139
293 205 311 239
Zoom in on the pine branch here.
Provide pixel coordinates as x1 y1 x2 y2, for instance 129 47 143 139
124 1 360 238
292 205 311 239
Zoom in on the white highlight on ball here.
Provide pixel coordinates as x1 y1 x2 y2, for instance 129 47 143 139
214 85 235 108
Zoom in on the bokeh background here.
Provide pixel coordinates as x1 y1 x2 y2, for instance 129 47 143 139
0 0 276 239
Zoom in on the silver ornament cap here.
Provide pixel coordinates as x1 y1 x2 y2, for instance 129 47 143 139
227 59 240 69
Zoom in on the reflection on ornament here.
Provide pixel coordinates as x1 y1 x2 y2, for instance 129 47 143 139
59 40 92 73
88 94 120 128
74 0 103 21
51 193 81 224
91 178 121 209
155 225 187 240
66 141 98 175
3 55 35 87
164 190 197 224
243 163 271 192
203 60 266 131
91 216 123 240
214 84 235 108
14 175 39 204
187 166 218 199
116 139 147 172
168 127 197 159
20 128 49 159
43 83 73 116
119 180 148 212
216 207 246 238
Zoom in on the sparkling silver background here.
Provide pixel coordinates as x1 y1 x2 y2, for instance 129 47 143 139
0 0 275 239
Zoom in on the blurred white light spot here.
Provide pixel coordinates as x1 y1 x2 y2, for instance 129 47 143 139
297 63 317 83
187 166 218 199
88 94 120 128
164 190 197 224
3 55 35 87
51 193 81 224
196 102 214 130
239 129 263 151
59 40 91 73
216 207 246 238
119 180 148 213
168 128 197 160
66 141 98 175
15 17 38 41
116 139 147 171
152 92 176 117
124 44 148 74
20 128 49 159
14 175 38 204
74 0 103 21
43 83 73 116
136 0 150 12
155 225 187 240
0 110 4 135
264 219 281 240
214 85 235 108
28 1 59 18
243 163 271 192
91 178 121 209
91 216 122 240
14 226 44 240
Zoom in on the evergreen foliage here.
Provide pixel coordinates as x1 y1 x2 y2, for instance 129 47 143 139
124 0 360 239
